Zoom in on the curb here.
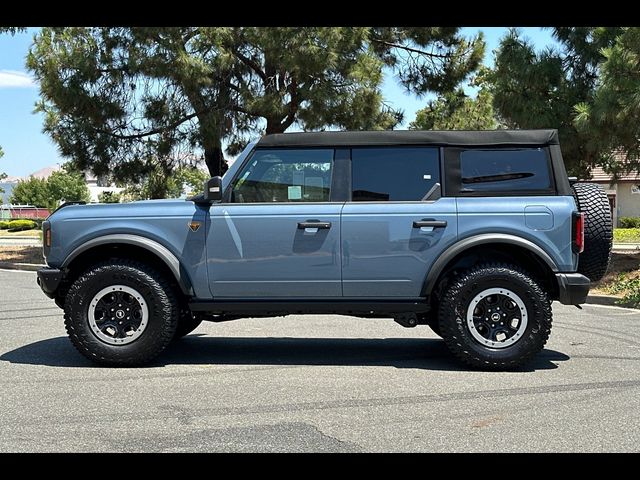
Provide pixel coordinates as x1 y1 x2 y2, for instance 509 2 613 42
612 244 640 252
0 262 44 272
585 295 622 307
0 262 634 308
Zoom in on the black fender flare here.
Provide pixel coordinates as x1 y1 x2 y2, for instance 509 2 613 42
61 234 194 296
422 233 559 296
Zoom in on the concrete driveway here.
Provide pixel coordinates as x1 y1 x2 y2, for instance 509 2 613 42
1 268 639 452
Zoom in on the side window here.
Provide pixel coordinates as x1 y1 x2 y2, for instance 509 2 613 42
351 147 440 201
459 148 552 193
231 149 333 203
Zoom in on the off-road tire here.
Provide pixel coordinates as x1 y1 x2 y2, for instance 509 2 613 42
572 182 613 282
63 259 179 366
438 264 552 370
174 309 203 339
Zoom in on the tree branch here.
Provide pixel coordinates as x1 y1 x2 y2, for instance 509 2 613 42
371 38 462 59
234 49 267 82
93 108 209 140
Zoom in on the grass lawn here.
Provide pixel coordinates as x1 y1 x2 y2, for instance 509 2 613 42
0 246 44 265
614 228 640 244
0 229 41 238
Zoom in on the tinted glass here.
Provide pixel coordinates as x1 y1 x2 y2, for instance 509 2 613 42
231 149 333 203
459 148 552 192
351 147 440 201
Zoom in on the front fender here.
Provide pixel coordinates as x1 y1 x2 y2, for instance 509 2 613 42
61 234 194 296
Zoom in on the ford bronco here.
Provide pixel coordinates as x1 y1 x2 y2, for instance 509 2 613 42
36 130 613 369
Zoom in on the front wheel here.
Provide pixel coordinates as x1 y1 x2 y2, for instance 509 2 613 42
64 259 179 366
438 264 552 370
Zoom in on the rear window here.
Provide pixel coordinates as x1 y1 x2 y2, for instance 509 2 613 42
459 148 552 193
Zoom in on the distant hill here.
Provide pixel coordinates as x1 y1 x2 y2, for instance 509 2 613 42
1 165 61 204
29 165 61 179
1 182 15 204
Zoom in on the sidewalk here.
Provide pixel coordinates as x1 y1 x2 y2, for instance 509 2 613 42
0 236 41 247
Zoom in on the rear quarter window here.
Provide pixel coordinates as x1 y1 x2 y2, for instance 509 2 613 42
452 148 554 195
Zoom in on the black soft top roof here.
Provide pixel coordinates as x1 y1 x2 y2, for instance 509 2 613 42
257 129 559 148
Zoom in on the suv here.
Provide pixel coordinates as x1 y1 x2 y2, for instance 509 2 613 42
37 130 613 370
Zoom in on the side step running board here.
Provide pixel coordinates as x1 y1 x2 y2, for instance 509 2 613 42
188 299 430 316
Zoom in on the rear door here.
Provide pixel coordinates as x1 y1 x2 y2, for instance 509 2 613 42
341 147 458 298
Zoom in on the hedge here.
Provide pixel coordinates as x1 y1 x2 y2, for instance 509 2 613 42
619 217 640 228
7 219 38 232
0 221 10 230
10 217 44 228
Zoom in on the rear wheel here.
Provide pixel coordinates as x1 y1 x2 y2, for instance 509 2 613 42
572 182 613 282
63 259 178 366
438 264 552 370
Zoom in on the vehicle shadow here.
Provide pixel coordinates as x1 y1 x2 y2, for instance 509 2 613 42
0 335 570 372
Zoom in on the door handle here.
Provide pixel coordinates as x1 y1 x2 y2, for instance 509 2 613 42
413 219 447 228
298 221 332 229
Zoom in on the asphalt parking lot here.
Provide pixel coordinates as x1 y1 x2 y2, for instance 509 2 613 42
1 268 639 452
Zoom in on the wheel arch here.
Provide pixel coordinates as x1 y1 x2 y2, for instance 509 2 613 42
423 234 559 299
61 234 194 297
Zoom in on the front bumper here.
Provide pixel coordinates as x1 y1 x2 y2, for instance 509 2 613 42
37 267 62 298
556 273 590 305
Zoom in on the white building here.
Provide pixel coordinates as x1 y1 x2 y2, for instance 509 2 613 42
83 171 124 203
5 165 123 203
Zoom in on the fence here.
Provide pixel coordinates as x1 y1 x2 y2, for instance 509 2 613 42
0 205 50 220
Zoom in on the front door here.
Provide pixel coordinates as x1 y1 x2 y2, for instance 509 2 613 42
341 147 458 298
207 148 342 298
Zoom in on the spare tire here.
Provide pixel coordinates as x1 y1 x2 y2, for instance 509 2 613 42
571 182 613 282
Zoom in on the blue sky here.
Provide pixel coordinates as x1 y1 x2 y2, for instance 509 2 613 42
0 27 558 178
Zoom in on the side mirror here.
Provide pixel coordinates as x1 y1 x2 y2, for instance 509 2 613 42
203 176 223 202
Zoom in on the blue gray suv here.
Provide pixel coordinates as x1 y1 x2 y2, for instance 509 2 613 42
36 130 613 369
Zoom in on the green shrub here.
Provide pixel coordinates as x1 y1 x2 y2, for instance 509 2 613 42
604 273 640 308
12 217 44 228
7 219 37 232
98 191 121 203
0 220 9 229
619 217 640 228
613 228 640 243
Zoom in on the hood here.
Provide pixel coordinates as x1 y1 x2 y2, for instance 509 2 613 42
49 198 199 221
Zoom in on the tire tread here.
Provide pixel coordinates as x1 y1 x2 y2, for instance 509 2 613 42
572 183 613 282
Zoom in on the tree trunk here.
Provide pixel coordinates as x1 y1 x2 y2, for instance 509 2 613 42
204 142 227 177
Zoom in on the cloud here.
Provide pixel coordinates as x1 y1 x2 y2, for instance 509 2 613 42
0 70 35 88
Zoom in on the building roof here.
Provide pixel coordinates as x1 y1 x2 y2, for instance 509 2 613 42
590 166 640 182
257 129 559 148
